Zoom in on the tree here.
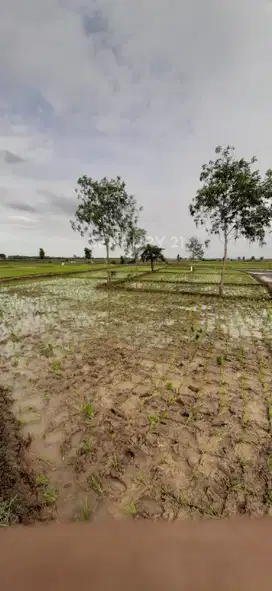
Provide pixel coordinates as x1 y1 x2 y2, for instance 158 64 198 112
185 236 209 260
141 244 165 272
189 145 272 296
120 255 125 264
177 254 182 262
39 248 45 260
0 253 6 260
84 247 92 260
125 227 146 261
71 176 141 283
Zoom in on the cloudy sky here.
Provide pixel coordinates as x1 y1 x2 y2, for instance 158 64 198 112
1 0 272 258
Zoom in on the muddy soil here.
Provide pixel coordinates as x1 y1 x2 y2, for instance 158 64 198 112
0 386 43 526
1 278 272 523
250 271 272 297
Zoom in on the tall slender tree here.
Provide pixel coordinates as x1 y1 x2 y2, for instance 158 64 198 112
71 176 142 283
125 227 146 261
39 248 45 260
185 236 209 260
189 146 272 296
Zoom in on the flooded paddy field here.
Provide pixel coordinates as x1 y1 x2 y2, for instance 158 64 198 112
1 270 272 524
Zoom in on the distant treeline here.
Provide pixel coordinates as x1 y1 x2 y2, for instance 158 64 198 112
1 255 87 261
0 255 271 263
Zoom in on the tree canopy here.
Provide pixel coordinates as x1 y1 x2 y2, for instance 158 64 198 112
84 247 92 260
141 244 165 271
39 248 45 260
189 145 272 295
185 236 209 260
71 175 142 282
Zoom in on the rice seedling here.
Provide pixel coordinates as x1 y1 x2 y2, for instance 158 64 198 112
43 488 58 505
81 402 94 420
82 497 91 521
124 501 137 516
167 393 176 405
240 374 248 426
49 359 62 373
148 414 159 429
112 452 120 470
88 475 103 495
136 470 146 484
36 474 49 486
81 437 93 453
9 331 19 343
0 496 19 527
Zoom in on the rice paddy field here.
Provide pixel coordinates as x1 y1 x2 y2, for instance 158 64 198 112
0 261 96 279
1 261 272 525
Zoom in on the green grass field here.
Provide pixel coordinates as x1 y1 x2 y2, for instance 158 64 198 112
182 260 272 270
1 258 271 281
0 261 103 279
0 261 157 280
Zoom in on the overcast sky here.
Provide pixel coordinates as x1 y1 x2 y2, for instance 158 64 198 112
1 0 272 258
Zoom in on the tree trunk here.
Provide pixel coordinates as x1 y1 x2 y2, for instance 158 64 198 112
151 257 154 272
219 228 228 297
105 241 111 285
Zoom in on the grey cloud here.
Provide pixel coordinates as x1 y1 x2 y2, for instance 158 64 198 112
0 150 26 164
8 201 38 213
0 186 74 219
82 11 108 36
0 187 37 213
0 0 272 257
36 189 76 216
